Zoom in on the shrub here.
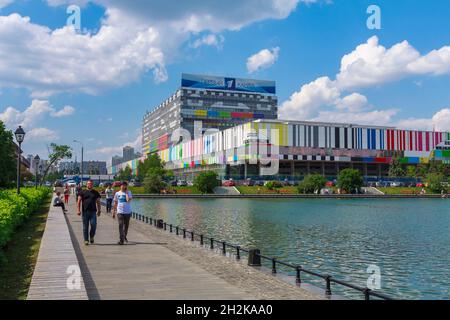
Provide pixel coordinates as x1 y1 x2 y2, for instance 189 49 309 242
0 187 50 258
297 174 327 194
265 181 283 190
337 169 363 194
426 173 445 194
194 171 220 194
144 173 166 194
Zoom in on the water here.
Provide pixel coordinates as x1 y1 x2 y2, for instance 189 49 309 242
132 198 450 300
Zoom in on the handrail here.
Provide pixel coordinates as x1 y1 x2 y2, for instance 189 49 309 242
105 205 394 300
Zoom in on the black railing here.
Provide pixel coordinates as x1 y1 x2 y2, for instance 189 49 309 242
104 204 393 300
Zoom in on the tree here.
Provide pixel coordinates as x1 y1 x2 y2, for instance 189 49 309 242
337 169 363 194
144 173 166 194
194 171 220 194
137 153 166 181
388 157 406 177
297 174 327 194
0 121 16 188
40 144 72 186
117 165 133 182
426 173 445 194
406 166 417 178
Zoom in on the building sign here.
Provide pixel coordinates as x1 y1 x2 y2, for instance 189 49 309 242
181 73 276 94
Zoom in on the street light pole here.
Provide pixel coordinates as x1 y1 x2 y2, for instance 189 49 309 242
14 126 26 195
34 155 40 190
74 140 84 187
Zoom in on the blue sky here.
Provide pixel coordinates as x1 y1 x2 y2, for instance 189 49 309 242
0 0 449 162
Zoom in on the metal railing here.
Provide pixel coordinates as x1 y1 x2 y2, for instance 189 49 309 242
106 204 393 300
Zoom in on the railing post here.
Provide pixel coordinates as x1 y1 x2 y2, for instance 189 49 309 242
170 224 173 233
191 231 194 241
296 266 302 284
248 249 261 267
210 238 214 250
150 217 153 225
183 229 186 239
145 217 149 224
236 246 240 260
363 288 371 301
164 222 167 231
325 276 332 296
222 242 226 255
200 235 204 246
272 259 277 274
176 226 179 235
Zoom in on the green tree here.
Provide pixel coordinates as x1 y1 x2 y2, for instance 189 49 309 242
406 166 417 178
40 144 72 186
117 165 133 182
143 173 166 194
426 173 445 193
137 153 165 181
0 121 16 188
337 169 363 194
194 171 220 194
388 157 406 177
297 174 327 194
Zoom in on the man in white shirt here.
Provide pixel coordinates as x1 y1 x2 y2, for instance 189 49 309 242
113 181 133 245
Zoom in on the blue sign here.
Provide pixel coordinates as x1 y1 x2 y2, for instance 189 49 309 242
181 73 276 94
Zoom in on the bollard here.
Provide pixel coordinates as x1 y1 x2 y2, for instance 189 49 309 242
325 276 332 296
191 231 194 241
145 217 149 224
157 219 164 229
363 288 371 301
248 249 261 267
170 224 173 233
132 212 135 219
150 217 153 225
176 226 179 235
272 259 277 274
210 238 214 250
164 222 167 231
200 235 204 246
183 229 186 239
236 246 240 260
296 266 302 284
222 242 226 255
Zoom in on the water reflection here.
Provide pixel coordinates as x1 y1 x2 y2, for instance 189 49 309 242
133 198 450 300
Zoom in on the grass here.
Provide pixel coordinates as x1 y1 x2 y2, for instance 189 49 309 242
378 187 450 195
0 195 51 300
95 186 203 194
236 186 299 195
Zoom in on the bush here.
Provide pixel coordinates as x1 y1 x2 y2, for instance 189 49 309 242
265 181 283 190
143 173 166 194
297 174 327 194
337 169 363 194
194 171 220 194
0 188 50 257
426 173 445 194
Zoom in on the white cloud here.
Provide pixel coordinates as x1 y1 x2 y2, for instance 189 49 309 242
27 127 59 141
396 108 450 132
335 93 369 112
247 47 280 73
51 105 75 118
0 0 12 9
191 34 225 49
89 133 142 162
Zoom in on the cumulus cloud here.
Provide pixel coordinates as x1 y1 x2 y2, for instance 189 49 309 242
247 47 280 73
0 0 12 9
51 105 75 118
191 34 225 49
280 36 450 129
27 127 59 141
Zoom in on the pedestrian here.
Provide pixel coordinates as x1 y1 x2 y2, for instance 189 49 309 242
53 191 68 214
113 181 133 245
64 184 70 205
105 184 114 213
77 180 101 246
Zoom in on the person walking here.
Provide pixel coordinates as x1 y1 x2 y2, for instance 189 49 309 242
105 184 114 213
77 180 101 246
64 184 70 205
113 181 133 245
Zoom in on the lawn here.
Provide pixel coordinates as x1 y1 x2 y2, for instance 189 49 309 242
0 195 51 300
96 186 203 194
236 186 299 195
378 187 450 195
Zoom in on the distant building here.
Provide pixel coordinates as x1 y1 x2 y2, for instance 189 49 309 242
123 146 135 162
112 155 123 166
82 161 107 175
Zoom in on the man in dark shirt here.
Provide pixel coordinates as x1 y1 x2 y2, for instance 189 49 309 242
77 180 101 246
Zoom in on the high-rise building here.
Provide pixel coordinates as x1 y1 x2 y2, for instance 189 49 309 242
112 155 123 166
123 146 134 162
142 73 278 155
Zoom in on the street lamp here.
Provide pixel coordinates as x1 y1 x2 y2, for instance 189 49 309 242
14 126 25 194
34 155 40 189
73 140 84 187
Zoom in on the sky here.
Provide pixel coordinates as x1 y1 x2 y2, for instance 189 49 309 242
0 0 449 163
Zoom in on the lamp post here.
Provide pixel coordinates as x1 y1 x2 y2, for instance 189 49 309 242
14 126 26 194
73 140 84 187
34 155 40 189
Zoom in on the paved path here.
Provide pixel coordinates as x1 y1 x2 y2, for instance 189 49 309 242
27 196 88 300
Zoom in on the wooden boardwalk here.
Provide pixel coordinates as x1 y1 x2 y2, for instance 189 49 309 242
63 197 253 300
27 196 88 300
